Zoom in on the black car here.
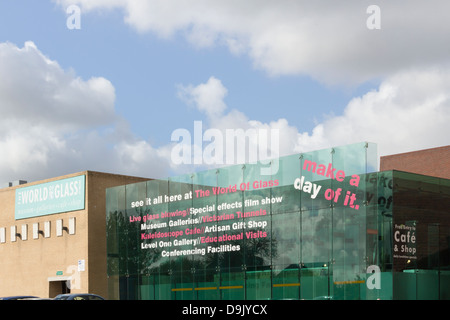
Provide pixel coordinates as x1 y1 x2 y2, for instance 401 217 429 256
53 293 105 300
0 296 39 300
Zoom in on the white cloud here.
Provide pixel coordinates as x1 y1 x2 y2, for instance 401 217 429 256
177 70 450 169
175 78 286 170
51 0 450 163
54 0 450 84
1 41 448 184
0 41 169 183
296 66 450 157
177 76 228 118
0 42 116 130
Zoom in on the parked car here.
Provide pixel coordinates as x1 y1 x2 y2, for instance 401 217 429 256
0 296 39 300
53 293 105 300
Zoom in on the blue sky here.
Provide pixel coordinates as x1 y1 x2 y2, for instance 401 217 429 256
0 1 369 139
0 1 449 182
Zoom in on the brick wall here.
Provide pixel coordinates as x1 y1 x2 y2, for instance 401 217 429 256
380 145 450 179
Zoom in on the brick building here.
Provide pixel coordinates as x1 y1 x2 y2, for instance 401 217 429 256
381 145 450 179
0 171 148 299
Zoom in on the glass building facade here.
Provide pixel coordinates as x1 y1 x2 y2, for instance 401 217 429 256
105 142 450 300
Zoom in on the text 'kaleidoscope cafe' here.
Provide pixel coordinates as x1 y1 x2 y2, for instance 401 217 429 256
105 142 450 300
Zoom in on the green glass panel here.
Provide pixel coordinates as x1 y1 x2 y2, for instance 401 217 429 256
219 267 245 300
106 142 450 300
272 266 300 300
246 270 271 300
